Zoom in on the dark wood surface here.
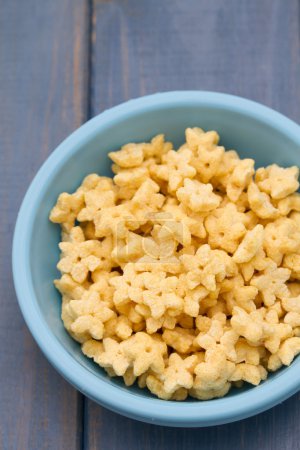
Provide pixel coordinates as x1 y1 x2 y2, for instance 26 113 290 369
1 1 300 449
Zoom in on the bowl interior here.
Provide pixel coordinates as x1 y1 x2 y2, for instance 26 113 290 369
30 102 300 401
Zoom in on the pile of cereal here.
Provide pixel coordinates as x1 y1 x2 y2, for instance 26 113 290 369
50 128 300 400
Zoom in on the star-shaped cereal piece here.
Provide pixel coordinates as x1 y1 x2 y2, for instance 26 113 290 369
82 339 104 359
94 203 139 239
268 337 300 370
67 290 115 340
264 217 300 265
231 306 264 344
283 253 300 279
134 232 182 274
247 182 279 219
142 289 183 319
57 230 105 283
109 263 148 307
109 142 144 168
239 248 268 282
50 191 84 231
122 332 167 376
183 284 209 317
77 178 116 222
113 166 149 189
162 353 197 394
162 327 196 354
150 211 192 246
235 339 266 365
250 262 291 306
162 202 206 239
185 128 219 152
127 271 183 320
131 179 165 210
177 179 221 212
205 203 247 253
146 374 188 400
229 363 267 386
111 232 145 265
194 317 225 349
211 150 240 190
191 142 224 183
54 274 86 299
278 193 300 215
226 159 255 202
150 148 196 192
181 244 237 291
193 345 235 391
256 164 299 200
142 134 173 162
96 338 131 376
233 224 264 263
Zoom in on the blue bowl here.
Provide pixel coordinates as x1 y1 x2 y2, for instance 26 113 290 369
13 91 300 427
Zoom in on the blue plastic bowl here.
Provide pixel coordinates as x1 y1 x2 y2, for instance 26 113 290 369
13 91 300 427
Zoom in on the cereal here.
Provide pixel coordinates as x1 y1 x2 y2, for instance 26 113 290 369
177 179 221 212
50 128 300 401
255 164 299 200
205 203 247 253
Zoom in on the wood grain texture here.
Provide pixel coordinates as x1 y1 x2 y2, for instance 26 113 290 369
0 1 89 449
85 1 300 449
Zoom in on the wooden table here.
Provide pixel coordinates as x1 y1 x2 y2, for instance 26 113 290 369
1 1 300 449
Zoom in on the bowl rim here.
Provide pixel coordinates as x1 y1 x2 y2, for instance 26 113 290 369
12 90 300 427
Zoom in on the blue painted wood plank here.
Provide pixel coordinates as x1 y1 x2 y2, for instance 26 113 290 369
0 1 89 449
84 1 300 449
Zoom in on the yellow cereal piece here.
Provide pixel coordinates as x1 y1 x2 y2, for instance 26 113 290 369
161 353 197 394
50 191 84 231
146 374 188 400
162 327 195 354
54 274 85 299
109 143 144 168
226 159 255 202
192 145 225 183
82 339 104 359
66 291 115 341
256 164 299 200
233 224 264 263
94 204 139 239
212 150 240 190
193 346 235 392
189 382 231 400
205 203 247 253
247 182 279 219
264 218 300 265
283 254 300 279
250 262 290 306
185 128 219 152
151 148 196 192
268 337 300 368
229 363 267 385
177 179 221 213
162 202 206 239
57 234 109 283
122 332 167 376
235 339 264 365
278 193 300 215
97 338 130 376
239 248 268 282
231 306 263 344
51 128 300 401
131 179 165 210
282 296 300 313
181 244 236 292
